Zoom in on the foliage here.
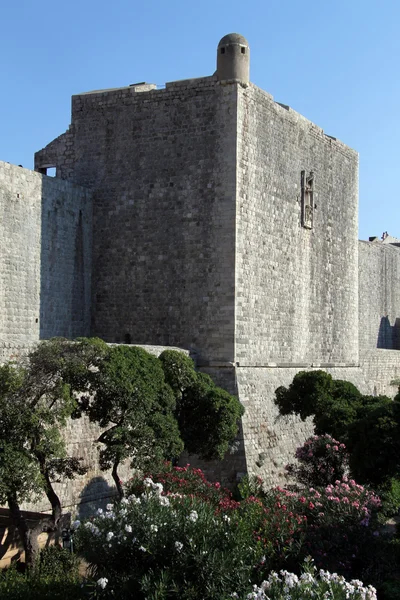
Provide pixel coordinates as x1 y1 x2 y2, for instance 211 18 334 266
97 465 383 587
81 345 184 495
126 461 234 507
376 476 400 521
286 435 350 487
74 477 262 600
0 547 83 600
275 371 397 486
242 557 377 600
232 478 381 578
73 347 244 495
0 337 107 566
159 350 245 461
236 474 265 500
347 401 400 485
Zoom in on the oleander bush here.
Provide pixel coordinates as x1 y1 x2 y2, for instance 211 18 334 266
241 557 378 600
74 477 262 600
285 434 350 487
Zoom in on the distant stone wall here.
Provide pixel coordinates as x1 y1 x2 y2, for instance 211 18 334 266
0 161 92 362
360 349 400 398
359 241 400 354
236 84 359 366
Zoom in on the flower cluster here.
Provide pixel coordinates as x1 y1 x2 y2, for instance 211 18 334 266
244 559 377 600
74 474 262 600
286 435 350 487
126 461 233 507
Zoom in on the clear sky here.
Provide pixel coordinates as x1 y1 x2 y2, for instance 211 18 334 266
1 0 398 241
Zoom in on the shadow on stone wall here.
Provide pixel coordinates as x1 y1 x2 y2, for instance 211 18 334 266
377 316 400 350
76 476 118 520
39 176 90 341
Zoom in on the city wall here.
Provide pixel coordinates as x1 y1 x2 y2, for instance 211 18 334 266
0 161 92 362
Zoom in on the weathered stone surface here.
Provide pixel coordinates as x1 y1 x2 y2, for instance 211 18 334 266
1 34 400 503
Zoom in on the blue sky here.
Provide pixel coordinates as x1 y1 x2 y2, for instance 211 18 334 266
1 0 398 241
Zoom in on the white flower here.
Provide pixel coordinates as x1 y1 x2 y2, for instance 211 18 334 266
125 524 132 533
106 531 114 541
121 497 129 505
128 495 141 504
188 510 198 522
97 577 108 589
106 503 114 511
143 477 153 488
120 508 127 516
223 514 231 524
71 520 81 530
300 572 315 584
175 541 183 552
150 524 158 533
97 508 103 515
159 496 170 507
84 522 100 536
152 482 163 494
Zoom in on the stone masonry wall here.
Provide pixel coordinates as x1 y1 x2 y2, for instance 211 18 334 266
36 78 238 364
236 84 359 366
0 162 92 362
358 241 400 354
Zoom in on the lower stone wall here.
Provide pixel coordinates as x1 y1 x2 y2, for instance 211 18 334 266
182 364 370 489
236 366 369 487
360 349 400 398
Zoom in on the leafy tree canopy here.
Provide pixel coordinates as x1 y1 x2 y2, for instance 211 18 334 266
274 370 397 486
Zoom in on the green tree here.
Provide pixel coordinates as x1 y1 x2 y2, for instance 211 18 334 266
274 370 397 486
159 350 244 460
79 345 184 497
0 337 105 567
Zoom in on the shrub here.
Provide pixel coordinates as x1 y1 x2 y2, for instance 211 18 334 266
286 435 350 487
74 477 263 600
0 547 83 599
376 476 400 521
241 558 377 600
125 462 234 507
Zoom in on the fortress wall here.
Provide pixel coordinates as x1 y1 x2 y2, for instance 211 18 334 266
182 363 369 488
40 78 238 364
360 349 400 398
0 161 92 362
358 241 400 354
235 365 368 486
236 85 359 366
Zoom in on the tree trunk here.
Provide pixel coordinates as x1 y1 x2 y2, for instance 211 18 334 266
7 494 37 569
112 461 124 498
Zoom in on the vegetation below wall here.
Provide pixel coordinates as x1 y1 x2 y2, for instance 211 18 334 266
0 338 243 567
2 354 400 597
0 461 397 599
